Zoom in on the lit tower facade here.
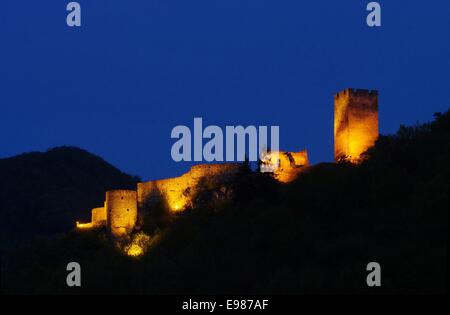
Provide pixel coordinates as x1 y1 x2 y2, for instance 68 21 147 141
334 88 378 162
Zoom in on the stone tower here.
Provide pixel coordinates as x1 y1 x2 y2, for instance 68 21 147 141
105 190 138 237
334 88 378 162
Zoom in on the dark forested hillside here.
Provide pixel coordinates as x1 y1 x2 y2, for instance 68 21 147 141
1 111 449 294
0 146 139 245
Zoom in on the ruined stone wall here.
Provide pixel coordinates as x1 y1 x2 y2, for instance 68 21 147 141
274 150 309 183
137 175 193 213
91 206 106 227
334 88 378 162
76 164 241 231
137 163 240 213
106 190 138 237
288 150 309 167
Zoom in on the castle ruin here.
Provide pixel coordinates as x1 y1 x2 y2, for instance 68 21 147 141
77 88 379 240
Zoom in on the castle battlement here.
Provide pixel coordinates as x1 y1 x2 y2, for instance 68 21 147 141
334 88 378 99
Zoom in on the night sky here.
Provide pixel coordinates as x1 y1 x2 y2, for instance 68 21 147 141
1 1 449 180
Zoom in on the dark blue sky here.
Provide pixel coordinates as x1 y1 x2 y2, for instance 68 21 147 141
1 1 449 180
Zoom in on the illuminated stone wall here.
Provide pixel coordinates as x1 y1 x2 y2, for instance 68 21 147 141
137 164 241 213
289 151 309 167
334 88 378 163
137 176 193 213
106 190 138 237
91 206 106 227
76 205 106 229
262 150 309 183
